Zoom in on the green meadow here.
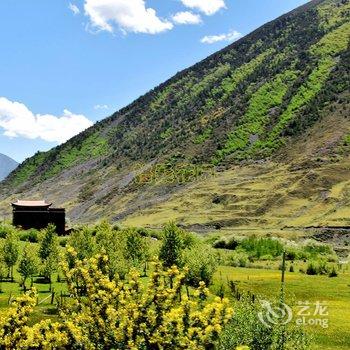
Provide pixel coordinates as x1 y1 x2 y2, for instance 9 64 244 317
214 265 350 350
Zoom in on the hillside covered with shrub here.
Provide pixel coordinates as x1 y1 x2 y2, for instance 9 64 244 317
0 0 349 228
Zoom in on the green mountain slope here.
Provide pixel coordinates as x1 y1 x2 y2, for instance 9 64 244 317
0 0 349 231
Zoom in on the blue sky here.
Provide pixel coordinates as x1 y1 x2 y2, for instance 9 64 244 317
0 0 309 163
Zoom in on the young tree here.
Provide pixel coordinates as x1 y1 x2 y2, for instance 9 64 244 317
3 232 19 281
183 243 218 287
39 225 59 289
159 222 185 268
68 226 96 261
95 223 130 279
17 245 38 291
42 254 57 291
124 228 148 266
39 224 59 262
0 257 7 293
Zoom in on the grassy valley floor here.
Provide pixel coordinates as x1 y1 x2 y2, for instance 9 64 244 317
1 260 349 349
215 266 350 350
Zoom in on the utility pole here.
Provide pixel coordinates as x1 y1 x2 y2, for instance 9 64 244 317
279 250 286 350
280 250 286 306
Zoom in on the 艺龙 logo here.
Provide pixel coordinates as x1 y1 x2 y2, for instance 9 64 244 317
258 300 293 328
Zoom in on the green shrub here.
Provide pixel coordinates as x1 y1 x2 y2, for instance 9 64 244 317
306 261 318 275
159 223 185 268
148 229 164 240
135 226 162 239
59 238 68 247
19 229 40 243
328 266 338 278
226 237 240 250
212 235 239 250
213 239 228 249
0 223 16 239
317 260 330 275
325 254 338 263
135 227 150 237
285 247 298 261
302 240 334 257
260 254 274 261
183 243 218 287
218 299 309 350
68 226 96 261
182 230 199 248
226 251 249 268
194 127 213 144
240 237 284 259
306 260 330 276
93 222 130 279
286 241 338 263
124 228 149 266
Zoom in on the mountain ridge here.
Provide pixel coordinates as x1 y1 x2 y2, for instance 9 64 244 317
0 0 349 230
0 153 18 181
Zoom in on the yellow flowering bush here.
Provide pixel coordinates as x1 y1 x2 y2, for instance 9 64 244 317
0 248 233 349
0 289 86 349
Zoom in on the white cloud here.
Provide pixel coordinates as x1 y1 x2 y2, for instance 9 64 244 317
69 3 80 15
172 11 202 25
201 29 242 44
180 0 226 15
94 104 109 110
0 97 93 144
84 0 173 34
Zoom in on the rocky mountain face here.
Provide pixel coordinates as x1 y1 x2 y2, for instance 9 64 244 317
0 0 349 231
0 153 18 181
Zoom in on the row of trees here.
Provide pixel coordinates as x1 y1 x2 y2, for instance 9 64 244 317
0 225 59 291
67 221 218 287
0 221 218 293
